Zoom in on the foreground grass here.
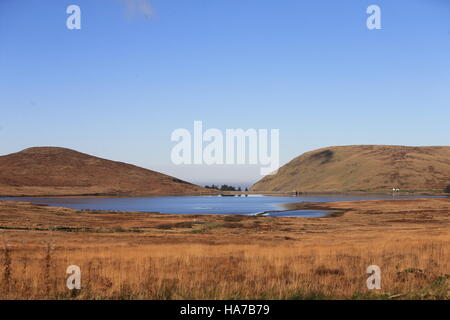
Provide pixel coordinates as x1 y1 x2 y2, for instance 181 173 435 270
0 240 448 300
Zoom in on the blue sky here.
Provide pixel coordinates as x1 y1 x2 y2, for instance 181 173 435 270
0 0 449 186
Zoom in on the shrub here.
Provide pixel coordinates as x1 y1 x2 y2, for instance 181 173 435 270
444 185 450 194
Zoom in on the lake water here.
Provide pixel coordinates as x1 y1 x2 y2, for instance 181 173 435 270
1 194 445 217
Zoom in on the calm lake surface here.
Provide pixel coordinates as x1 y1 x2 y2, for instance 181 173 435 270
1 194 446 217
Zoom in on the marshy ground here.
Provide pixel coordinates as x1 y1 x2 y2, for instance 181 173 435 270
0 198 449 299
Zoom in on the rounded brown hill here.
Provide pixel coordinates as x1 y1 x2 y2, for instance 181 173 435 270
0 147 206 196
251 145 450 192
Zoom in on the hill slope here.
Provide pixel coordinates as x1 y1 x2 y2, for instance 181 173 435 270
0 147 207 196
251 145 450 192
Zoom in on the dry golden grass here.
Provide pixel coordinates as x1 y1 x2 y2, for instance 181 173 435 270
0 198 449 300
1 240 448 300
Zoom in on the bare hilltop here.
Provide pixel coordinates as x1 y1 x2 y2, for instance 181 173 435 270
0 147 207 196
251 145 450 193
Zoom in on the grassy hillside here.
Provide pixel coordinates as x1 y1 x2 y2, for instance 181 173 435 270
251 145 450 192
0 147 207 196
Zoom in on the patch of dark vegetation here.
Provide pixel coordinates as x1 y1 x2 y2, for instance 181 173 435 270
222 215 247 222
221 223 244 229
55 226 144 233
32 203 50 207
276 236 294 240
102 227 143 233
363 210 383 215
0 226 49 232
314 266 344 276
288 291 330 300
386 219 437 224
309 149 334 164
323 211 345 218
398 268 424 274
396 268 428 282
444 184 450 193
0 226 143 233
156 221 204 229
53 227 87 232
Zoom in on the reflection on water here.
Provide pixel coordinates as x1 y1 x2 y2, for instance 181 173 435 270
1 194 445 217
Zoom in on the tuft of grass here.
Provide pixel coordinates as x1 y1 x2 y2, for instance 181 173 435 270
2 237 11 296
43 242 56 296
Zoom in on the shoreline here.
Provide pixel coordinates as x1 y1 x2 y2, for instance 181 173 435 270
0 199 336 218
1 190 448 199
1 194 448 218
0 196 448 230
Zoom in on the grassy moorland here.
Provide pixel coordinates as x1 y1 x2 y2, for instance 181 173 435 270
251 145 450 193
0 198 449 300
0 147 210 196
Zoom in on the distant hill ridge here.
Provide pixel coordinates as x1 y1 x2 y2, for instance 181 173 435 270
250 145 450 192
0 147 206 196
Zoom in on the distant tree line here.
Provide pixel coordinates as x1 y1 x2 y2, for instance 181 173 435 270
204 184 248 192
445 184 450 194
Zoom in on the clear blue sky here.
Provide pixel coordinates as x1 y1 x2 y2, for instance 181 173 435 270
1 0 449 186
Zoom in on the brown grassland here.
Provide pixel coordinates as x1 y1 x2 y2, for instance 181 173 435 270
0 147 210 196
0 198 449 300
251 145 450 192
